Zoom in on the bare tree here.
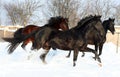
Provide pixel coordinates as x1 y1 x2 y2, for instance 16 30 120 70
4 0 42 26
43 0 81 28
81 0 115 20
114 4 120 25
0 0 2 25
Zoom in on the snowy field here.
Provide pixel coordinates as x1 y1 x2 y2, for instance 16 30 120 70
0 42 120 77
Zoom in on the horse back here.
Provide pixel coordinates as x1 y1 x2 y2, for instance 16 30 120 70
22 25 40 34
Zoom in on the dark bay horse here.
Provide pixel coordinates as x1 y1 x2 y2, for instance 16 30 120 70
31 15 102 66
66 18 115 58
2 16 69 54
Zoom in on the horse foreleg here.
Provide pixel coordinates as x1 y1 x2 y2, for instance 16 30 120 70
98 43 103 56
95 43 99 54
66 50 71 58
73 48 79 66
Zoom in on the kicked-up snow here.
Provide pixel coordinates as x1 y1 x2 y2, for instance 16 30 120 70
0 42 120 77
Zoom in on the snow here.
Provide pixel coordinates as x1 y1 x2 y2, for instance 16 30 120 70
0 42 120 77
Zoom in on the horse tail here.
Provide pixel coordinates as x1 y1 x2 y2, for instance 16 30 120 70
2 28 24 54
2 37 21 54
2 37 15 43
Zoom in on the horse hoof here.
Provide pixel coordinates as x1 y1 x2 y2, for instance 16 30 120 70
21 44 26 49
81 54 85 57
31 47 35 50
22 47 26 50
43 61 47 64
97 57 102 63
92 57 96 60
81 52 85 57
73 63 76 67
66 55 70 58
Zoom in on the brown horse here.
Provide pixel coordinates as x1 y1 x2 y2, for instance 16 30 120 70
66 18 115 58
30 15 102 66
2 16 69 54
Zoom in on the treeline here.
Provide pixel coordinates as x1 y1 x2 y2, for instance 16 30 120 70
0 0 120 28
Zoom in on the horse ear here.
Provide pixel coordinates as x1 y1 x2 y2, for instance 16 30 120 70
109 18 115 21
109 18 111 20
113 18 115 21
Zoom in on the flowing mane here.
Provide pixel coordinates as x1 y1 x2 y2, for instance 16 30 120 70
45 16 68 28
75 15 94 29
75 15 101 30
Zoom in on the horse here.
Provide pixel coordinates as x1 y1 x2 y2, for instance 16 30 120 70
66 18 115 58
31 15 102 66
2 16 69 54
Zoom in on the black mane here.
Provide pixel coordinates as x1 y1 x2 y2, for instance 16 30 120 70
45 16 65 27
74 15 101 30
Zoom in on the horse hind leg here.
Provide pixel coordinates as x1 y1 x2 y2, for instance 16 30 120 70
40 46 51 64
66 51 85 58
40 50 48 64
86 47 101 63
73 48 79 66
21 39 30 50
21 43 26 50
98 43 103 56
81 52 85 57
66 50 71 58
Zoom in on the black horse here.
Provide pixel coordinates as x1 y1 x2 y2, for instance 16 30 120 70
2 16 69 54
31 15 102 66
66 18 115 58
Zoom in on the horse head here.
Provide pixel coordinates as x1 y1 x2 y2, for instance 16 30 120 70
108 18 115 34
47 16 69 31
103 18 115 34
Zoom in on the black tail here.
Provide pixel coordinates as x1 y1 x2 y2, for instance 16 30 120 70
2 28 40 54
2 37 21 54
2 28 24 54
2 37 15 43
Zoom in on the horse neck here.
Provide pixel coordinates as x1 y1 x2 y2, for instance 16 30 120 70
102 21 109 35
76 20 97 33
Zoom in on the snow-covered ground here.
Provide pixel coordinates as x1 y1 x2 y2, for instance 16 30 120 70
0 42 120 77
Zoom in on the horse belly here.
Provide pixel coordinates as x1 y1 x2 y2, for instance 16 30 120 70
49 37 74 50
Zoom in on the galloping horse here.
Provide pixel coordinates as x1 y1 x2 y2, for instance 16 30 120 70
30 15 102 66
2 16 69 54
66 18 115 58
